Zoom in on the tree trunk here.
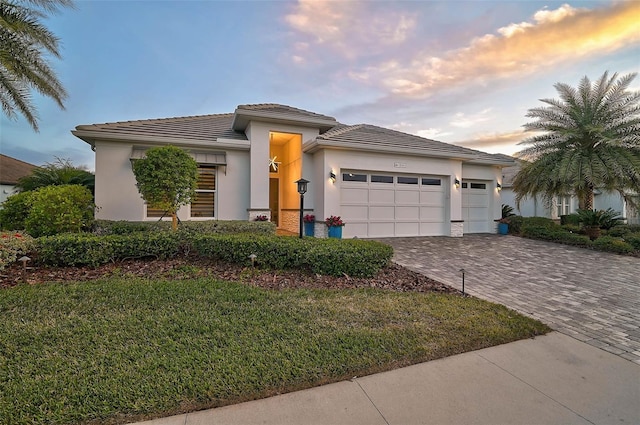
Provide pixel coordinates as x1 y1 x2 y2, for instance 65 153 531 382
171 213 178 231
579 184 595 210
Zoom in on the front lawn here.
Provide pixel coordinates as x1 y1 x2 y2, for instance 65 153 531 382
0 277 549 424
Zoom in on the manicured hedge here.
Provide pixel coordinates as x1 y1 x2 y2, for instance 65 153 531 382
34 232 393 277
92 219 276 235
521 225 592 247
592 236 635 254
190 234 393 277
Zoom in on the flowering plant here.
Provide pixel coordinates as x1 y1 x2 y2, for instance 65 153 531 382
325 215 345 227
254 215 268 222
303 214 315 223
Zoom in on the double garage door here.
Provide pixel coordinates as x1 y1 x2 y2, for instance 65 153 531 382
340 171 447 238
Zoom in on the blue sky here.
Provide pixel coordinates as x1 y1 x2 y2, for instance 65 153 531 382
1 0 638 170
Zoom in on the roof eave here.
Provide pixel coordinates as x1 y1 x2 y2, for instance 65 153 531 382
232 109 338 132
71 130 250 151
303 140 479 160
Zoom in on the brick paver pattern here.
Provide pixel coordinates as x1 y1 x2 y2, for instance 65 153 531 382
379 235 640 365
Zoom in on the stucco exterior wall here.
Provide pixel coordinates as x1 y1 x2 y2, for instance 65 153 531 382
1 184 17 206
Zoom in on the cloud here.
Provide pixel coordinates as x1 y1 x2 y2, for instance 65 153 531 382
284 0 416 59
357 1 640 98
449 109 493 129
454 130 528 150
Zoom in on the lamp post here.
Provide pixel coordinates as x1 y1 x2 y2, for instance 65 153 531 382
295 178 309 238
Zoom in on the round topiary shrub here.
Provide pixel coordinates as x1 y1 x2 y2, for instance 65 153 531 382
24 185 94 237
0 191 35 230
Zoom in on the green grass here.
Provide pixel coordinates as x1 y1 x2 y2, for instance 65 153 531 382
0 278 550 424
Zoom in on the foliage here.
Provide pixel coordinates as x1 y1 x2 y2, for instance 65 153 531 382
576 208 623 230
0 0 74 131
15 157 94 194
132 145 198 230
501 204 516 219
608 224 640 237
254 214 268 221
521 225 592 247
506 215 524 234
0 191 35 230
560 213 581 226
592 236 635 254
325 215 345 227
23 184 94 237
92 219 276 236
0 231 34 271
0 277 549 424
623 233 640 251
191 234 392 277
303 214 315 223
513 71 640 211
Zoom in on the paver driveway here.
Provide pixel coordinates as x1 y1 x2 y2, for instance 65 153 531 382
379 235 640 364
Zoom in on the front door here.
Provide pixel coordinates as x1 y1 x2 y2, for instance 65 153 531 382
269 178 279 226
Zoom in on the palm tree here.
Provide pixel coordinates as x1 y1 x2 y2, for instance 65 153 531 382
513 71 640 211
0 0 73 131
16 157 94 194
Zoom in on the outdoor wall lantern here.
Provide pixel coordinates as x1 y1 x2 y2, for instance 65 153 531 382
454 178 460 188
329 170 336 183
295 178 309 238
497 182 502 191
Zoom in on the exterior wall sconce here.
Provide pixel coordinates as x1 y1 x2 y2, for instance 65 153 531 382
497 182 502 191
454 178 460 188
329 170 336 183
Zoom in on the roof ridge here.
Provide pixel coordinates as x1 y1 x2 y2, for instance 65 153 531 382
0 154 37 167
319 124 364 138
78 112 235 129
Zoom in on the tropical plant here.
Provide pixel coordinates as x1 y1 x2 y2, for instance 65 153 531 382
576 208 622 230
513 71 640 211
501 204 516 219
15 157 94 194
132 145 198 231
0 0 74 131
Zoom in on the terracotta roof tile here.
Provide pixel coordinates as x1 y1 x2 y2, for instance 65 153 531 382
0 154 37 185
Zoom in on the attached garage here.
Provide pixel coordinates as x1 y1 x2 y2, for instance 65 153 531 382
461 180 493 233
340 171 447 238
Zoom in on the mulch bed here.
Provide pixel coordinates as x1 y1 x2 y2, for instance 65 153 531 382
0 256 457 294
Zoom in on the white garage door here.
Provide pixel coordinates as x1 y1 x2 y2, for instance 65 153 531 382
461 180 491 233
340 171 447 238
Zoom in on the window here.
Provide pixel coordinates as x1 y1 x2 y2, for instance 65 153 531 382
191 166 216 218
397 176 418 185
461 182 468 188
371 175 393 183
470 183 486 189
146 205 167 218
421 178 441 186
343 173 367 182
557 196 571 217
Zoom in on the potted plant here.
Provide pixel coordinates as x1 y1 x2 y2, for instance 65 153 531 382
303 214 315 237
325 215 345 239
498 204 516 235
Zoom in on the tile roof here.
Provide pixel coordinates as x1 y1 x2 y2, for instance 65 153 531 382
236 103 337 122
73 113 247 146
305 124 515 165
0 154 37 185
232 103 338 131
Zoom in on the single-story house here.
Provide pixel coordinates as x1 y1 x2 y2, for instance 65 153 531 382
0 154 36 205
72 104 515 238
501 160 640 224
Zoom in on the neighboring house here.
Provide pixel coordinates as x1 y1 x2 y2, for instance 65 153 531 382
0 154 36 205
501 160 639 224
72 104 514 238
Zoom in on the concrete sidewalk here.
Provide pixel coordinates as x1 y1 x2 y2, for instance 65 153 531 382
134 332 640 425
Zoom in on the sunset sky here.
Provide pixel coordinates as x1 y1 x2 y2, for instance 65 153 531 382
1 0 638 170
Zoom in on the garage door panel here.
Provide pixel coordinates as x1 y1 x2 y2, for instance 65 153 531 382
421 222 445 235
395 190 420 204
368 222 395 237
344 222 368 238
421 206 445 221
370 189 395 204
395 222 420 236
420 191 444 205
341 188 368 203
369 206 395 220
342 205 368 220
396 206 419 220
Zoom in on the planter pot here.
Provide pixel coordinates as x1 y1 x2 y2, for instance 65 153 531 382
498 222 509 235
304 222 315 237
584 225 601 240
327 226 342 239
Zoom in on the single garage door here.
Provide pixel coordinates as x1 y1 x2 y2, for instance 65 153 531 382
340 171 447 238
461 180 491 233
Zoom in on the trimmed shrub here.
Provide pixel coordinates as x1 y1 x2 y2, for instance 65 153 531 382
507 215 524 235
35 232 183 267
25 185 94 237
522 216 558 228
560 214 581 226
0 191 35 230
593 236 634 254
623 233 640 251
0 232 35 271
191 234 393 277
521 225 592 247
92 219 276 236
